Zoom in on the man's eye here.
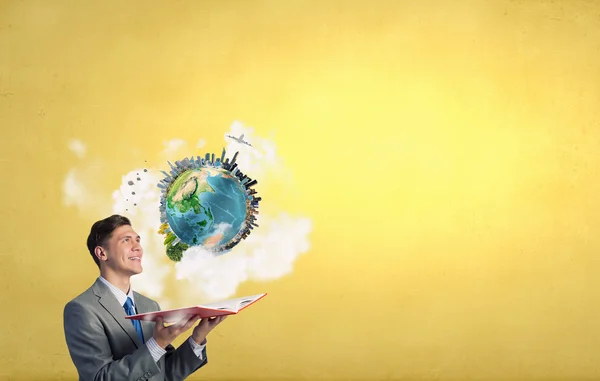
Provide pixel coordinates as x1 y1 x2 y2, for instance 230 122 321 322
124 238 129 242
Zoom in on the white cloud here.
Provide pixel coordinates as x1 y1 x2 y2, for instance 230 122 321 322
63 169 85 207
240 213 312 281
175 246 249 301
214 222 232 235
68 139 86 158
223 120 291 185
174 213 312 301
62 121 312 307
62 161 112 216
162 139 187 156
196 138 206 148
111 168 171 302
63 139 91 208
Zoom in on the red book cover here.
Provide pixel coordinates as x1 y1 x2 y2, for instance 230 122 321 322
125 293 267 323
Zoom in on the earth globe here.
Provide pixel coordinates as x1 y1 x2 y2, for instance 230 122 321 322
157 150 260 261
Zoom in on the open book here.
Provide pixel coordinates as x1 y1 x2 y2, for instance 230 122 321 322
125 293 267 323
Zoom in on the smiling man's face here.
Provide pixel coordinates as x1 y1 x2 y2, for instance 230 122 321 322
99 224 144 277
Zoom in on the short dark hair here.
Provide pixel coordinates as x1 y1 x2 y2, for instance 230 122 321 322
87 214 131 268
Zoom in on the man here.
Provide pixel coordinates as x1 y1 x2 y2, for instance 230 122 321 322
63 214 226 380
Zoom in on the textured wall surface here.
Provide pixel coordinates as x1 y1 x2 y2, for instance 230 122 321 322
1 0 600 379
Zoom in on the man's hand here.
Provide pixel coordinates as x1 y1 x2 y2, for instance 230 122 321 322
153 315 201 349
191 316 227 345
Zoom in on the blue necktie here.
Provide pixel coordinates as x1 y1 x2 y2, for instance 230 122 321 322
123 297 144 344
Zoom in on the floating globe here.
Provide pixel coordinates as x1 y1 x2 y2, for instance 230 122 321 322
157 149 260 261
165 167 247 246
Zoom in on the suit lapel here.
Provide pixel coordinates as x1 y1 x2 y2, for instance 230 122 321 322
92 278 142 349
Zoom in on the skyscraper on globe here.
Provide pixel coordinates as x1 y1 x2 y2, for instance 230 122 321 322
157 148 260 262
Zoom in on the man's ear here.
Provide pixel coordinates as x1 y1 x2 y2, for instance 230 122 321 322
95 246 108 263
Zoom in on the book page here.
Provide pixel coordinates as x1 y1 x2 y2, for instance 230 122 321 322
125 293 267 322
199 293 266 312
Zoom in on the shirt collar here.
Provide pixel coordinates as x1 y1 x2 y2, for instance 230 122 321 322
98 276 135 308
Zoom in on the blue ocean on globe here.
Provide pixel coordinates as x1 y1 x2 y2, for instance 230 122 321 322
165 168 248 248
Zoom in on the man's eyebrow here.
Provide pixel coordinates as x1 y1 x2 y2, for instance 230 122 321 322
120 234 141 240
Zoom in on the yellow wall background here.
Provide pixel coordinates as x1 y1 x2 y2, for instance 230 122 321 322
2 0 600 379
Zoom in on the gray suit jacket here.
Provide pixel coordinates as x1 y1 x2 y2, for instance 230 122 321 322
63 278 207 381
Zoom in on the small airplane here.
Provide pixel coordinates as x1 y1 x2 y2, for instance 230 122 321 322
226 134 252 147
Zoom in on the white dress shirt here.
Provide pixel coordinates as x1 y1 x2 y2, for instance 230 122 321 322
98 276 206 363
